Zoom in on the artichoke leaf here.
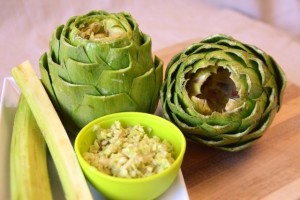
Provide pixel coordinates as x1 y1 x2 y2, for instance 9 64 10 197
129 67 156 112
224 50 249 68
47 52 70 81
245 110 277 140
106 43 131 70
149 56 163 113
167 98 204 126
135 34 154 68
267 57 286 108
65 58 109 86
199 121 241 137
39 53 61 111
97 66 133 95
59 33 91 63
96 50 154 95
73 93 137 128
170 113 223 141
248 58 268 85
50 25 64 63
261 86 278 116
186 134 231 147
51 75 100 117
218 140 257 152
83 42 110 67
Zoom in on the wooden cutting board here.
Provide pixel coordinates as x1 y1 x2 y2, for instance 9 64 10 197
155 41 300 200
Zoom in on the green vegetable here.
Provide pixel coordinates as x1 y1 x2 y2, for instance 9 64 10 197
39 10 163 134
10 95 53 200
11 61 93 200
160 34 286 151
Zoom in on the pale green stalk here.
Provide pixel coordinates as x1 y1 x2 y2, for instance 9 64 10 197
11 61 93 200
10 95 53 200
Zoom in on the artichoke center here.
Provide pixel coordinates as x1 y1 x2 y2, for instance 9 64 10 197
78 21 124 40
187 67 239 115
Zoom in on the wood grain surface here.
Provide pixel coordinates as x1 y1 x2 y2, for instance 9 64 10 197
155 41 300 200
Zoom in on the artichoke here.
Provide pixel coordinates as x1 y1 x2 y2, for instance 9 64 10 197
160 34 286 151
39 10 163 134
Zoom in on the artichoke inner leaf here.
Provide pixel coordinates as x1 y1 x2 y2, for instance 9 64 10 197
217 40 248 52
225 50 248 69
185 43 222 56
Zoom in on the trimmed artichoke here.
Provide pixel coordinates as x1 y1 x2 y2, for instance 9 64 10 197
160 34 286 151
39 10 163 134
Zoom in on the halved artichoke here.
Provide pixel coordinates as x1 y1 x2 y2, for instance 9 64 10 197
160 34 286 151
40 10 163 134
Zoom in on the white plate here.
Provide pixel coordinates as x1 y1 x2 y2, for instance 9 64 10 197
0 77 189 200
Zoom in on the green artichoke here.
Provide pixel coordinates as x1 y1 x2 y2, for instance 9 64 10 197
160 34 286 151
39 10 163 134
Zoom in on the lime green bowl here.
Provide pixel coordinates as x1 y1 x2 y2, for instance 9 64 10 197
74 112 186 200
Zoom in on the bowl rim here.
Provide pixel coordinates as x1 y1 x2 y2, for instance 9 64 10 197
74 112 186 183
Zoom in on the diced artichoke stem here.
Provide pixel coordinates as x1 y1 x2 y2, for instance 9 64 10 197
187 67 239 115
83 121 174 178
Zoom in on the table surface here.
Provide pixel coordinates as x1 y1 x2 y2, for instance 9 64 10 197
156 41 300 200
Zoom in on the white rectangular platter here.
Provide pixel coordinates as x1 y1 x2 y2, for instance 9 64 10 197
0 77 189 200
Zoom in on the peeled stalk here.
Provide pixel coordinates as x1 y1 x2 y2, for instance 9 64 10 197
10 95 53 200
11 61 93 200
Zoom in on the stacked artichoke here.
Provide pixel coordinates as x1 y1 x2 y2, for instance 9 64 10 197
160 34 286 151
40 10 163 134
